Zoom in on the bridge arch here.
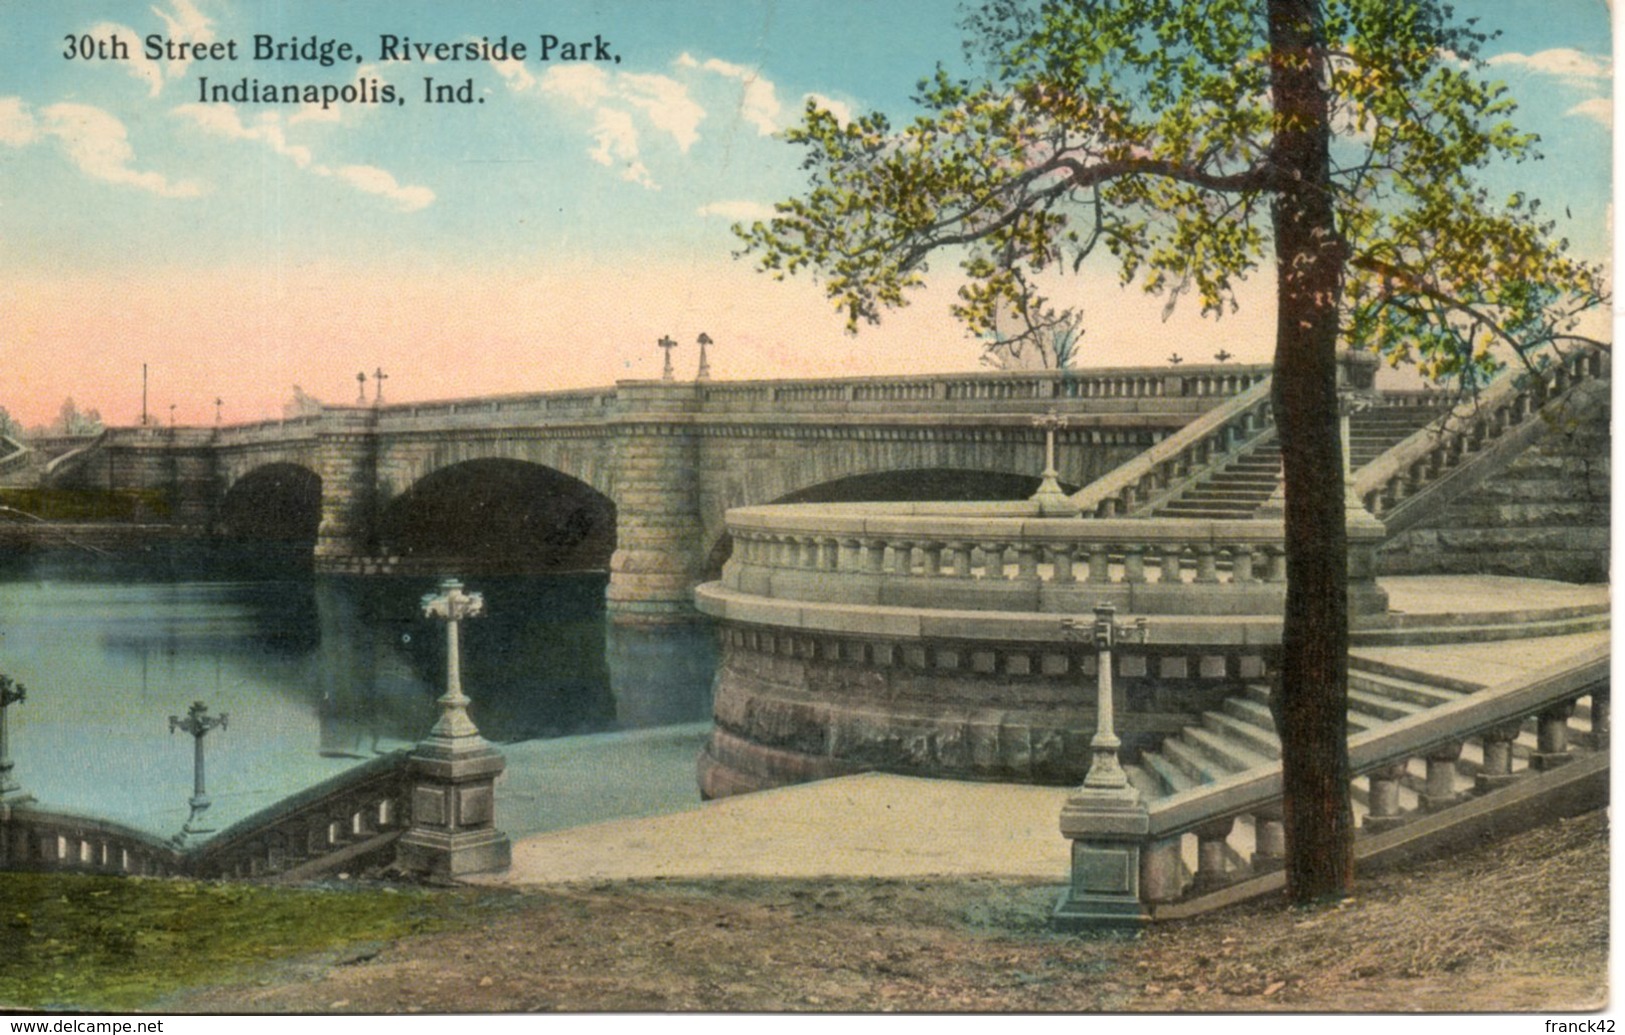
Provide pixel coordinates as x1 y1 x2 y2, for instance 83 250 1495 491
377 458 616 575
219 463 323 542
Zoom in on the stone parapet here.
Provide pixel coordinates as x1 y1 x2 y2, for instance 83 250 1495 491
715 502 1389 620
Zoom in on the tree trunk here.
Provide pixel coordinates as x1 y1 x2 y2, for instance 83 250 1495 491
1266 0 1356 903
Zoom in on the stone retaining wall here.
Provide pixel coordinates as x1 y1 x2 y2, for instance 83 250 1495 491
1378 386 1609 583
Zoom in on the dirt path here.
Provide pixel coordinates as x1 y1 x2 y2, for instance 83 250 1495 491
166 809 1608 1014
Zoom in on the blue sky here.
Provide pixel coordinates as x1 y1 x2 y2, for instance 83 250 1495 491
0 1 1611 424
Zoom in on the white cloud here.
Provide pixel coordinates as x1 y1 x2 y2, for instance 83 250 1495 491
503 60 702 189
538 64 614 108
0 97 38 147
697 199 776 221
805 92 855 127
173 103 434 210
696 57 782 135
334 165 435 211
39 102 201 197
620 72 704 151
1567 96 1612 125
1487 48 1610 83
173 104 313 167
683 53 858 133
87 22 163 97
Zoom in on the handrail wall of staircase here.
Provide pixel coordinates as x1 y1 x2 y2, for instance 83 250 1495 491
40 430 109 482
0 435 34 477
1113 641 1608 914
1 802 184 876
0 750 413 881
1067 377 1276 518
1355 347 1609 532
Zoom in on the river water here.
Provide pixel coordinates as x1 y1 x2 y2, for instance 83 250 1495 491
0 546 716 838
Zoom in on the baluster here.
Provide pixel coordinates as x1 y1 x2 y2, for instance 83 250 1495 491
1087 542 1113 583
1121 544 1146 584
1475 722 1525 792
944 541 971 578
862 538 886 574
1191 818 1236 893
1532 701 1577 769
1422 742 1463 811
1194 544 1218 584
1160 544 1184 584
1120 485 1138 513
981 542 1009 579
1015 543 1040 580
1231 545 1255 583
919 540 943 576
817 537 839 571
1051 543 1076 584
1363 763 1410 831
1251 810 1285 871
838 537 862 572
800 536 821 569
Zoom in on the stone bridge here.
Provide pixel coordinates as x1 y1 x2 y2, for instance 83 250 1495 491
35 364 1269 622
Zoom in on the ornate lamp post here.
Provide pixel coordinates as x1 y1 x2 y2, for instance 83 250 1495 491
657 335 679 381
396 578 511 877
0 674 32 804
374 367 389 405
1029 410 1079 516
169 700 227 844
1054 603 1154 930
356 370 368 404
695 332 713 381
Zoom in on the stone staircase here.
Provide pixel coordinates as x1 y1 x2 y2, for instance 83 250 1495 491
1144 400 1450 520
1346 401 1452 468
1126 659 1486 800
1151 441 1282 520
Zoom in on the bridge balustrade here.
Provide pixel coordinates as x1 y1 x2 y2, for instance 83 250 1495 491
1077 642 1608 921
1356 346 1609 527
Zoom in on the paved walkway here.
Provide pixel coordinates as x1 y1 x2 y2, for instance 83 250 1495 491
476 574 1608 888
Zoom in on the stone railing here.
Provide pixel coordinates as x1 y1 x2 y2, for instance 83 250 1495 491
189 751 413 880
1355 346 1609 530
40 430 109 479
212 413 332 446
1058 641 1608 926
0 753 409 881
0 436 34 477
0 803 183 876
696 364 1270 414
720 498 1388 619
1066 377 1276 518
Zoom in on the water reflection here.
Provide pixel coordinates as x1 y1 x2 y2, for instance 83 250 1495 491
0 545 715 834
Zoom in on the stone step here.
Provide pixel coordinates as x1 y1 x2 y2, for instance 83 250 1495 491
1202 709 1282 758
1222 695 1276 731
1181 724 1276 773
1141 749 1204 796
1347 669 1469 709
1157 505 1260 520
1179 492 1277 506
1125 763 1163 801
1346 687 1428 722
1347 656 1488 695
1161 735 1231 784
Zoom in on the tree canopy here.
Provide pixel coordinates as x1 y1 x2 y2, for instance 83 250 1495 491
737 0 1607 905
738 0 1606 382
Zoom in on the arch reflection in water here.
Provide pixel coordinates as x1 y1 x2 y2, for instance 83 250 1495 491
0 548 715 832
